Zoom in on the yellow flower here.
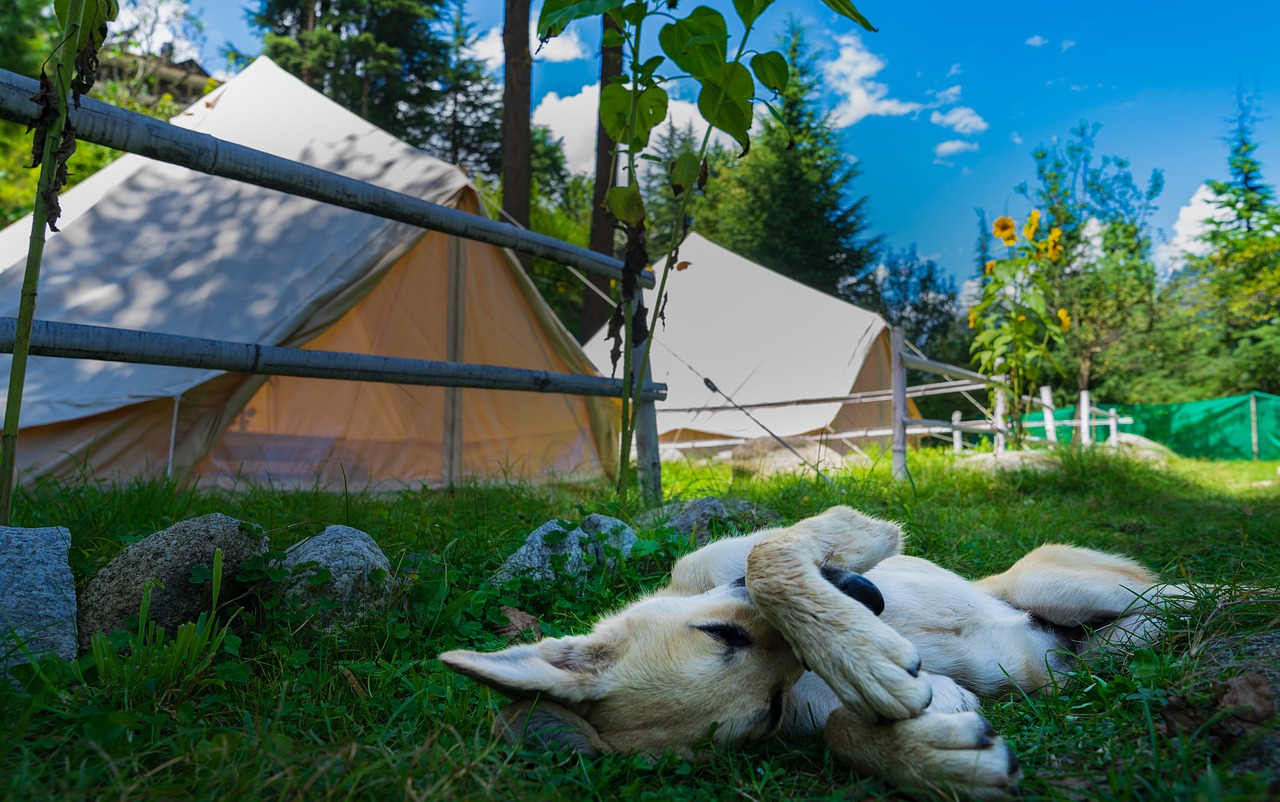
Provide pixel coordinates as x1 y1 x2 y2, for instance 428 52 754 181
968 308 977 329
1023 209 1041 242
1017 314 1027 322
984 260 996 276
1057 308 1070 331
993 216 1017 246
1046 227 1064 261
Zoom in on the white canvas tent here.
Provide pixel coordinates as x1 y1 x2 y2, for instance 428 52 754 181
0 57 618 489
584 233 907 450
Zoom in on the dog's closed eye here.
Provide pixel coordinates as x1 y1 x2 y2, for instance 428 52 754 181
695 622 754 649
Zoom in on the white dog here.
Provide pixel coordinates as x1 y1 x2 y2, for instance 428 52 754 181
441 506 1178 799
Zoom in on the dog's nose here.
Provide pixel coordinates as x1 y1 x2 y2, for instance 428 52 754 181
819 566 885 616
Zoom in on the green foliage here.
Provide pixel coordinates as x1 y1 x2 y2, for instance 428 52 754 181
253 0 450 145
698 19 880 299
1012 121 1163 394
2 454 1278 800
969 212 1067 446
0 0 61 79
414 1 502 178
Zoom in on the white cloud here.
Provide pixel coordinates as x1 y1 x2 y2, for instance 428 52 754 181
1011 131 1024 144
947 63 962 77
470 21 589 74
1061 40 1076 52
933 85 962 105
930 106 989 135
1070 84 1089 92
1026 35 1049 47
934 139 979 159
532 82 731 175
113 0 203 63
959 277 982 307
823 33 923 127
1153 184 1231 276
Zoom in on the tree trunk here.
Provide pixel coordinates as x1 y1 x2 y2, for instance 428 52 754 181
579 12 622 342
502 0 532 272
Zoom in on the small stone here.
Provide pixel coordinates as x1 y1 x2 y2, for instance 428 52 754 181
635 497 780 546
493 517 637 585
278 526 393 632
1 526 76 681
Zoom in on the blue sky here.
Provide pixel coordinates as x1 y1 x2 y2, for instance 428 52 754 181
199 1 1280 288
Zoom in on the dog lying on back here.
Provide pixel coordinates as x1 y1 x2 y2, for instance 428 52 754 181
441 506 1180 799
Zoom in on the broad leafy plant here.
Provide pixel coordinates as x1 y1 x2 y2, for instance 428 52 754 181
969 212 1068 447
536 0 874 496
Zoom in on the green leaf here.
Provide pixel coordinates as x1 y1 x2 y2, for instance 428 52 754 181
601 27 625 48
659 7 729 79
731 0 775 28
749 51 789 94
669 151 701 195
598 81 632 144
607 184 646 227
816 0 877 31
633 85 669 149
635 55 666 83
697 62 755 154
537 0 621 40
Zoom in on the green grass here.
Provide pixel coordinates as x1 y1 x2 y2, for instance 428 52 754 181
2 449 1278 801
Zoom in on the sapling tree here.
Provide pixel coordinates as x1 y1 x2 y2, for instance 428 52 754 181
535 0 875 496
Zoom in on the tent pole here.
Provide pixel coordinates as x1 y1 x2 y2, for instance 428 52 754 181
166 395 182 478
444 235 466 487
890 327 908 480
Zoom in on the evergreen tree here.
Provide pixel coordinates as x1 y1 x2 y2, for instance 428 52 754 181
854 245 958 353
697 18 879 298
252 0 449 144
1189 93 1280 394
415 2 501 178
1 0 59 79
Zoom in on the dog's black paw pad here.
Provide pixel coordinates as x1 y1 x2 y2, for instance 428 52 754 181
819 566 885 616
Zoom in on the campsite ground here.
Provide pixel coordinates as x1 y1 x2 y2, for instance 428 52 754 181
3 449 1279 801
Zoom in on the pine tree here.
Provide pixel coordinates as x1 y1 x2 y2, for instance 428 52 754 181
696 18 878 298
415 3 501 178
252 0 449 144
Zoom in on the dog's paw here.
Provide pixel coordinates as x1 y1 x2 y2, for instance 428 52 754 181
826 708 1022 800
816 627 933 722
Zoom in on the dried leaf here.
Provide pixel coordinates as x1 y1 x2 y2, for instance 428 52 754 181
675 261 691 271
1220 671 1275 724
496 606 541 641
340 666 367 699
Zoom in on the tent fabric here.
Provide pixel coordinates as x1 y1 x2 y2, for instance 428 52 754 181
1032 392 1280 460
0 57 618 488
583 233 905 447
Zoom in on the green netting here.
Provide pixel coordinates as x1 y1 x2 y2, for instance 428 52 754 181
1024 392 1280 460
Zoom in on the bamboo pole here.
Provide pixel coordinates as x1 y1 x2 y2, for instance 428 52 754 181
890 327 908 480
0 0 87 524
0 318 666 401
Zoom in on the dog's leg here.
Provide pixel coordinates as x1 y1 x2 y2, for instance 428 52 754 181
745 506 934 722
975 544 1185 654
825 707 1021 801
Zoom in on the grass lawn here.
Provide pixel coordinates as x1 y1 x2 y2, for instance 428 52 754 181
2 449 1278 801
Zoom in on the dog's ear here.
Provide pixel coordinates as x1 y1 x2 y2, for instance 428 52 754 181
439 634 618 704
493 698 608 757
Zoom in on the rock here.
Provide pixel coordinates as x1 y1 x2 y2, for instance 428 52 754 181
954 451 1060 474
1 526 76 681
1107 432 1177 461
493 515 636 584
278 525 393 631
77 513 266 651
635 497 780 547
728 437 854 479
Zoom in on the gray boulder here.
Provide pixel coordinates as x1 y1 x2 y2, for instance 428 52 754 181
635 498 780 546
493 515 636 584
77 513 266 651
954 451 1060 474
1 526 76 680
1108 432 1177 462
278 525 393 631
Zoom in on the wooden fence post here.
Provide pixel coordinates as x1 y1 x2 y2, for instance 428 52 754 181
632 293 662 504
1040 385 1057 444
1108 408 1119 448
1251 393 1260 460
952 410 963 454
1079 390 1092 446
891 327 908 480
993 385 1007 453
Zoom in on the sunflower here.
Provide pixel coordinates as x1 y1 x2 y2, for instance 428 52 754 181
1047 227 1064 261
984 260 996 276
1022 209 1041 242
1057 308 1071 331
993 216 1017 246
968 308 977 329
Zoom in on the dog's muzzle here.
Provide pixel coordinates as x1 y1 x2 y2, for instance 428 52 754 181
734 569 885 616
